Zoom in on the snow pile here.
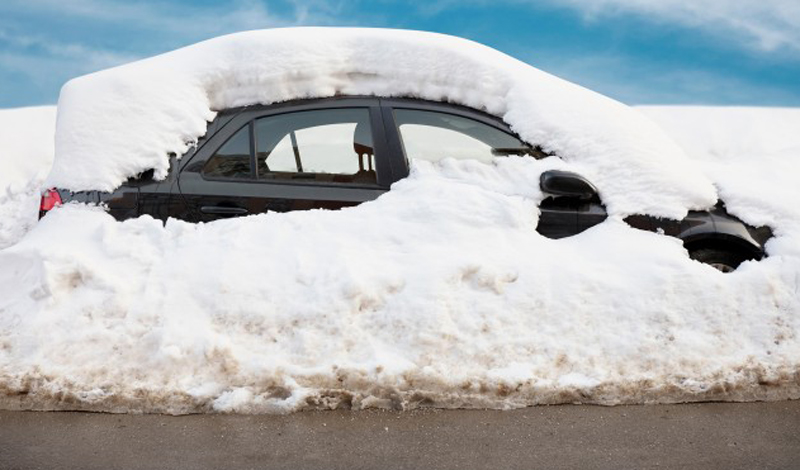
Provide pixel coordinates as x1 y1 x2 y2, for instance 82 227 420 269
0 106 57 248
1 154 798 414
50 27 715 219
0 28 798 413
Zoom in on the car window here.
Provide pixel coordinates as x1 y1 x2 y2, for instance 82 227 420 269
394 109 543 163
202 125 252 179
255 109 376 184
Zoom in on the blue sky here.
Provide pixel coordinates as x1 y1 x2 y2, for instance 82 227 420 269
1 0 799 108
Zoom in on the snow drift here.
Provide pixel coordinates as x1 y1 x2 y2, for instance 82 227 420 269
0 106 57 249
2 158 798 414
0 29 798 414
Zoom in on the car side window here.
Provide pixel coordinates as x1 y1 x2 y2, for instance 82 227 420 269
255 109 377 184
393 109 544 163
202 125 252 179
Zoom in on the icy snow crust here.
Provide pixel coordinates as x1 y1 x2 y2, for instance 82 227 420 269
50 28 716 219
0 106 57 249
0 28 798 413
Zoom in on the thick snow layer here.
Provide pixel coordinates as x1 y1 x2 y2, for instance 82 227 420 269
1 155 798 414
0 106 57 249
49 28 715 219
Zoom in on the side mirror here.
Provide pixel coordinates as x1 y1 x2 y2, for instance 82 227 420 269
540 170 598 200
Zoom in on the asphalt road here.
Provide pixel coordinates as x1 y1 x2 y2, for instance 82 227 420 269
1 401 799 470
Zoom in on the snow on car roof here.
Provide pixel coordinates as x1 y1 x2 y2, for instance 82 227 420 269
48 27 715 218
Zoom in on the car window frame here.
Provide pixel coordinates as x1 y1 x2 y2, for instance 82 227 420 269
200 120 257 180
180 97 397 190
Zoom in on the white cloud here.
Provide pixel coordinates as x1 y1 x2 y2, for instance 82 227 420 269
0 0 309 41
525 49 799 105
0 0 339 105
0 30 137 71
546 0 800 55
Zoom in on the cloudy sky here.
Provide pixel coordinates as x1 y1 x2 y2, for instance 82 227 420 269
1 0 799 107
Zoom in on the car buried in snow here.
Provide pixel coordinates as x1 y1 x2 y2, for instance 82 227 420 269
39 96 772 272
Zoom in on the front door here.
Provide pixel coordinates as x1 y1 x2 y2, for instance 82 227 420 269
177 102 392 223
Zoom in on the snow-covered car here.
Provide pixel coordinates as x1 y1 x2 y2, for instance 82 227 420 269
40 96 771 272
5 28 799 415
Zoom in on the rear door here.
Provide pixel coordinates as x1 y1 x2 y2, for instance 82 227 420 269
177 98 395 223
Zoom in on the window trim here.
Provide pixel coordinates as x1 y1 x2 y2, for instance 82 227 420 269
383 98 518 134
197 120 256 181
180 97 395 190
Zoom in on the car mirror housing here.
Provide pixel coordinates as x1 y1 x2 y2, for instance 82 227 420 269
540 170 598 200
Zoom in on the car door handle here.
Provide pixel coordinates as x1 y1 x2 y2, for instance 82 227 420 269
200 205 249 215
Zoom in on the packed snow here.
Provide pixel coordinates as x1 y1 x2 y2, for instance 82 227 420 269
0 106 57 249
0 29 798 414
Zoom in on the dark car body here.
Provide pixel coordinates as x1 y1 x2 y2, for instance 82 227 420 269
42 96 772 270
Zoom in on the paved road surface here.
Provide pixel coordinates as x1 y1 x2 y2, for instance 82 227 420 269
1 401 799 470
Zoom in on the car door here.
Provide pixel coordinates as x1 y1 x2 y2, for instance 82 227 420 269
379 99 580 238
176 98 397 223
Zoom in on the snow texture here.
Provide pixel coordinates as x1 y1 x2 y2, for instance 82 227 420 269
0 106 57 249
0 28 798 413
2 157 798 414
49 28 716 219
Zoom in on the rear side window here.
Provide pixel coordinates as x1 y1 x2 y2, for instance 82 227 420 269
202 125 252 179
255 109 376 184
394 109 543 163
